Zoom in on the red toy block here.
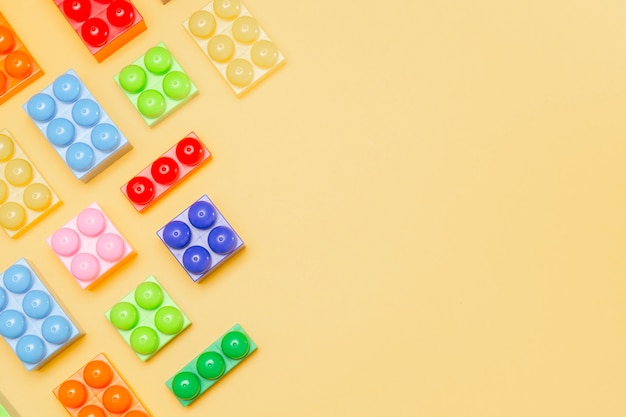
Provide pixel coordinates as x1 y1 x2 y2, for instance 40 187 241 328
121 133 211 212
53 353 152 417
0 12 43 105
53 0 147 62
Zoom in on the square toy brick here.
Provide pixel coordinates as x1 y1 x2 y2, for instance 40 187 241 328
166 323 256 406
0 259 83 371
121 132 211 212
184 0 285 96
114 42 198 127
105 275 191 361
47 203 135 289
0 129 62 238
52 0 146 62
0 392 20 417
53 353 152 417
23 69 132 182
0 12 44 105
157 195 244 282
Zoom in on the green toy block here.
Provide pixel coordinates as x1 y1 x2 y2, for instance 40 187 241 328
165 323 257 406
105 275 191 361
0 393 20 417
113 42 198 127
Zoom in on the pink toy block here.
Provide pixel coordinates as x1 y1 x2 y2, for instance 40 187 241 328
121 132 211 212
47 203 135 289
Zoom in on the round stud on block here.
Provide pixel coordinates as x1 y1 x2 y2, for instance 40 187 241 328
0 26 16 54
26 94 57 122
124 411 149 417
96 233 125 262
5 158 33 186
5 51 33 79
162 221 191 249
42 315 72 344
16 334 46 364
110 302 139 330
107 0 135 28
0 203 26 230
208 226 237 254
53 74 82 103
78 405 106 417
171 372 201 400
103 385 132 414
0 134 14 161
135 281 164 310
82 18 110 47
66 142 95 172
130 326 159 355
22 290 52 319
0 180 6 204
119 65 147 93
182 246 211 275
0 72 6 95
70 253 101 282
154 306 184 335
24 183 52 211
176 137 204 166
72 99 101 127
251 40 279 68
126 176 155 205
221 330 250 359
151 157 179 185
91 123 120 152
0 288 6 311
47 118 76 147
83 360 114 388
58 379 88 409
207 34 234 63
226 59 254 87
189 10 216 38
188 201 217 229
3 264 33 294
50 228 81 257
63 0 92 22
232 16 259 43
137 89 166 119
0 310 26 338
144 46 172 75
213 0 241 20
77 207 106 236
196 351 225 380
163 71 191 100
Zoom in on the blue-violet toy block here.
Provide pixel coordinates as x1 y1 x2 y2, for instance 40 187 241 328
157 195 244 282
0 258 83 371
22 69 132 182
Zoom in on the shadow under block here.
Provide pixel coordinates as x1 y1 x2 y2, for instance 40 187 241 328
0 392 20 417
184 0 285 96
156 195 244 282
166 324 256 406
52 0 146 62
0 12 43 105
0 129 61 238
23 69 132 182
121 132 211 212
105 275 191 361
53 353 152 417
114 42 198 127
47 202 135 289
0 259 83 371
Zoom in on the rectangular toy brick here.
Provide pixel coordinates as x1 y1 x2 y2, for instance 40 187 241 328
52 0 146 62
184 0 285 96
0 259 83 371
0 129 62 238
156 194 244 282
105 275 191 361
47 202 135 289
114 42 198 127
166 324 256 406
0 392 20 417
0 12 44 105
23 69 132 182
53 353 152 417
121 133 211 212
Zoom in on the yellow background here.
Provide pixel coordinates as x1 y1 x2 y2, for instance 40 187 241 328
1 0 626 415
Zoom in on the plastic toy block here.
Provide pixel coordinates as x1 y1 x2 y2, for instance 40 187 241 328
0 259 83 371
54 353 152 417
156 195 244 282
0 12 44 105
121 133 211 212
114 42 198 127
23 69 132 182
0 392 20 417
0 129 62 238
184 0 285 96
105 275 191 361
47 202 135 289
166 323 256 406
52 0 146 63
